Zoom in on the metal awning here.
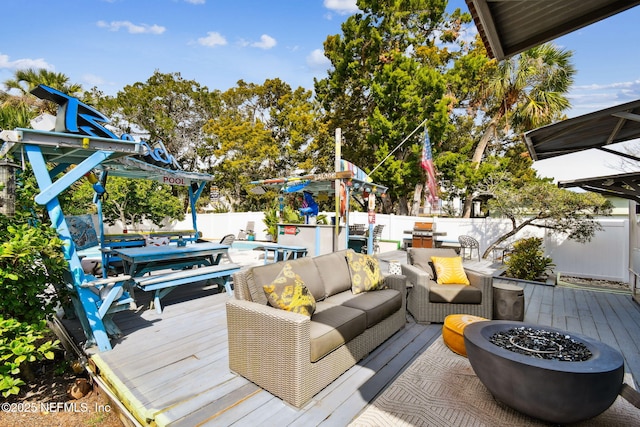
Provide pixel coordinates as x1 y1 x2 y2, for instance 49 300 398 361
465 0 640 60
524 98 640 161
558 172 640 203
524 99 640 202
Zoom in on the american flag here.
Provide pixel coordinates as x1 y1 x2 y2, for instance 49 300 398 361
421 128 438 207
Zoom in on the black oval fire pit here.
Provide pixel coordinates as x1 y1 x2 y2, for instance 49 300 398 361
464 320 624 424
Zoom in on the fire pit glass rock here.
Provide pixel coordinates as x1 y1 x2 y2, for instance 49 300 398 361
464 320 624 424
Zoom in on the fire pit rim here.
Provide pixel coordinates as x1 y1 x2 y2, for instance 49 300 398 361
463 320 626 424
464 320 623 373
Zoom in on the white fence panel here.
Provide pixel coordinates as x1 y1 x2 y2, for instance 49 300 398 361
545 219 628 282
170 212 631 282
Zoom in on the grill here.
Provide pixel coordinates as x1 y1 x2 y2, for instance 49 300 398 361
412 222 434 248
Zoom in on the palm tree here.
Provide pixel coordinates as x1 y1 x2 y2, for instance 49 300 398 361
1 68 83 129
4 68 82 96
462 43 575 217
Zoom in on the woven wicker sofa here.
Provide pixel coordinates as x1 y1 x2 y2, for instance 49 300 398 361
401 248 493 323
226 249 406 407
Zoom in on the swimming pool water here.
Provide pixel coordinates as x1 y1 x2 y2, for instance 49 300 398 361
231 241 265 251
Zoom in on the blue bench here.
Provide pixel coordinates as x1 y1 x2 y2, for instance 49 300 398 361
132 263 241 313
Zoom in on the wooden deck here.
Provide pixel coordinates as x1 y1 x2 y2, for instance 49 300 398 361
61 256 640 426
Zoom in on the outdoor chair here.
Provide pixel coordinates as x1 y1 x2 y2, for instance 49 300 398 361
218 234 236 263
237 221 255 240
67 214 105 275
458 235 480 261
401 248 493 323
362 224 384 254
349 223 366 235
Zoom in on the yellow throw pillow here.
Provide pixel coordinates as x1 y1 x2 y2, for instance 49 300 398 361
346 251 384 294
263 263 316 316
430 256 470 285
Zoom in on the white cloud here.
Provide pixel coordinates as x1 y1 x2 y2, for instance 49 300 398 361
251 34 277 50
324 0 359 15
184 0 205 4
568 79 640 117
198 31 228 47
82 73 106 87
0 53 54 71
306 48 331 70
97 20 166 35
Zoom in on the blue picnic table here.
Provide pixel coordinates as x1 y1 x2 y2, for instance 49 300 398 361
113 242 239 313
253 243 308 264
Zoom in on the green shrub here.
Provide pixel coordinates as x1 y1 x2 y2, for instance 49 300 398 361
505 237 555 281
0 317 60 397
0 224 67 323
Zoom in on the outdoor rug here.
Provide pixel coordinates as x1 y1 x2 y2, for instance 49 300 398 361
350 338 639 427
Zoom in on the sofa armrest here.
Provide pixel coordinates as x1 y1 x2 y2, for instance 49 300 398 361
226 299 311 376
401 263 431 288
383 273 407 309
465 269 493 301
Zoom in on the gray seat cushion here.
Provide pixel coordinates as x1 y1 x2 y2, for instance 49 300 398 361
309 302 366 362
429 284 482 304
325 289 402 328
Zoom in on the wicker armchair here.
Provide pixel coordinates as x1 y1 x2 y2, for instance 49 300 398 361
401 248 493 323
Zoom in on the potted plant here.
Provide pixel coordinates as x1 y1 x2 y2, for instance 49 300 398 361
504 237 555 282
263 203 303 242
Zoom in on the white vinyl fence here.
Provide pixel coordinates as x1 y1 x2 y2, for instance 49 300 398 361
125 212 629 282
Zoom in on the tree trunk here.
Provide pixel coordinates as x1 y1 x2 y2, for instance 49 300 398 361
410 182 424 216
471 117 499 168
463 117 501 218
398 195 409 215
481 216 531 259
462 193 473 218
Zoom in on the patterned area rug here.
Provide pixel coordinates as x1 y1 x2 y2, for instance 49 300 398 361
350 338 639 427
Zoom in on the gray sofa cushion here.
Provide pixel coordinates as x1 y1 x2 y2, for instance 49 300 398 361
326 289 402 328
314 249 353 298
429 284 482 304
251 257 326 301
309 302 367 362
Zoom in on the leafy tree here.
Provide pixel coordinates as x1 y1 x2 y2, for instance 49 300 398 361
482 175 612 259
98 177 185 229
505 237 555 281
315 1 470 214
92 71 220 172
453 43 576 217
3 68 82 96
0 167 67 323
202 79 328 211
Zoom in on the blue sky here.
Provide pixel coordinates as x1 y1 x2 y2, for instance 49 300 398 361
1 0 638 120
2 0 640 182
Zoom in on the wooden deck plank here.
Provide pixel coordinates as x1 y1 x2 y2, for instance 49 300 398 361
158 380 261 426
317 327 442 427
302 323 435 426
599 293 640 377
100 326 227 375
227 395 289 427
133 349 232 407
67 257 640 426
